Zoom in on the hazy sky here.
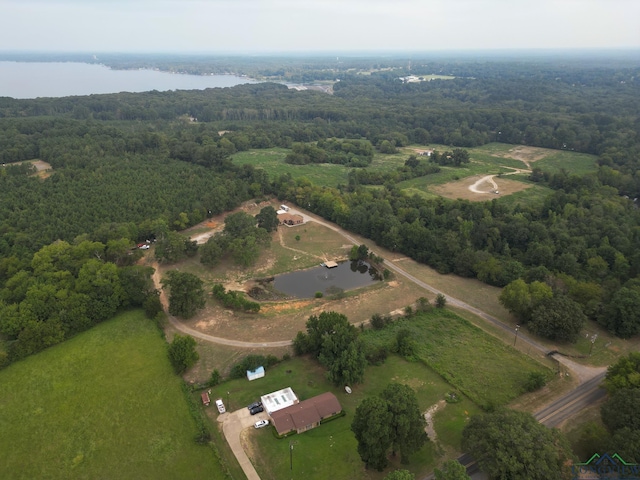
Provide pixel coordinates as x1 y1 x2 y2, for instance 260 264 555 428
2 0 639 53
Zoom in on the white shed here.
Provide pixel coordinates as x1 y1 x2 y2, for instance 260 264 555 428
247 366 265 381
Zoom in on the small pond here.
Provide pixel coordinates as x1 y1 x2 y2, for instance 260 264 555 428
272 260 380 299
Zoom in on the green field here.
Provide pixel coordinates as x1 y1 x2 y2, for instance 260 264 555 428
0 311 226 480
232 143 595 202
360 309 552 408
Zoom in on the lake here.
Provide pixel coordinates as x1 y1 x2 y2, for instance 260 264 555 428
273 261 380 299
0 61 258 99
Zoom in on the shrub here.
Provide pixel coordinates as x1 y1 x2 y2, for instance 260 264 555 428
435 294 447 308
523 371 547 392
229 354 279 379
167 335 199 374
365 345 389 366
371 313 386 330
315 291 324 298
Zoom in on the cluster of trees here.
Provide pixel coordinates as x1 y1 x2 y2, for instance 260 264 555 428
599 353 640 462
200 210 273 268
293 311 367 386
0 240 156 363
499 279 587 342
161 271 206 319
429 149 470 167
351 383 428 470
462 409 574 479
212 283 260 312
285 138 374 167
347 154 440 187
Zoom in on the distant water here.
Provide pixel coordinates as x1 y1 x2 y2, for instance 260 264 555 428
0 61 259 99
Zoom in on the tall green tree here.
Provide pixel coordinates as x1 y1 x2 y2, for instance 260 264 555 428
255 206 279 232
161 270 205 319
434 460 470 480
462 409 573 480
382 383 428 463
528 295 586 342
384 469 415 480
604 352 640 393
352 383 427 470
167 334 199 374
351 396 394 471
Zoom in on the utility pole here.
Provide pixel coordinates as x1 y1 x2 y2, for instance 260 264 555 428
513 325 520 346
589 334 598 356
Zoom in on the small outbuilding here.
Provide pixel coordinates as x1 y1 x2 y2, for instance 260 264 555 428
247 366 265 381
278 213 304 226
201 391 211 406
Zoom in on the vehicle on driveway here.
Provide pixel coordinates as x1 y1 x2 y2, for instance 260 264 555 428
249 405 264 415
215 399 226 414
247 401 262 411
254 419 269 429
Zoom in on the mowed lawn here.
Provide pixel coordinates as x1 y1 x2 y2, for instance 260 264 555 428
0 311 225 480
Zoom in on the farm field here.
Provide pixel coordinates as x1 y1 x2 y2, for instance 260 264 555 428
0 311 226 480
360 309 552 408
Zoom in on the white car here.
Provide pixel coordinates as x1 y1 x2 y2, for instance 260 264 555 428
254 419 269 429
215 399 226 414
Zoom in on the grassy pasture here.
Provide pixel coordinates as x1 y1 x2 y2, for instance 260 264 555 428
534 150 598 175
0 311 225 480
360 309 551 408
232 148 351 187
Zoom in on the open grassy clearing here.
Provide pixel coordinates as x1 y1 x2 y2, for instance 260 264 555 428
0 311 225 479
232 148 351 187
361 310 551 408
534 150 598 174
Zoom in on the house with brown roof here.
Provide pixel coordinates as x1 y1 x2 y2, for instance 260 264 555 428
278 213 304 226
270 392 342 435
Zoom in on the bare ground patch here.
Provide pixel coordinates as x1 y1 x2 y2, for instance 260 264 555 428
432 175 532 201
495 146 554 169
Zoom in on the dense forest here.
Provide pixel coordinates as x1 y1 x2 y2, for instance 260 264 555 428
1 55 639 364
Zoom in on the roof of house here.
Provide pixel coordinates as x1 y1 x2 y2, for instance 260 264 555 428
261 387 298 415
278 213 303 223
270 392 342 435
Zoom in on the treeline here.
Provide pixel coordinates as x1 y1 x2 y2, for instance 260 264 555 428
347 154 440 187
0 240 157 364
285 138 374 167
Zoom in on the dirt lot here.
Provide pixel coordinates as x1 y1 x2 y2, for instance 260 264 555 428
432 174 532 201
495 146 552 169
